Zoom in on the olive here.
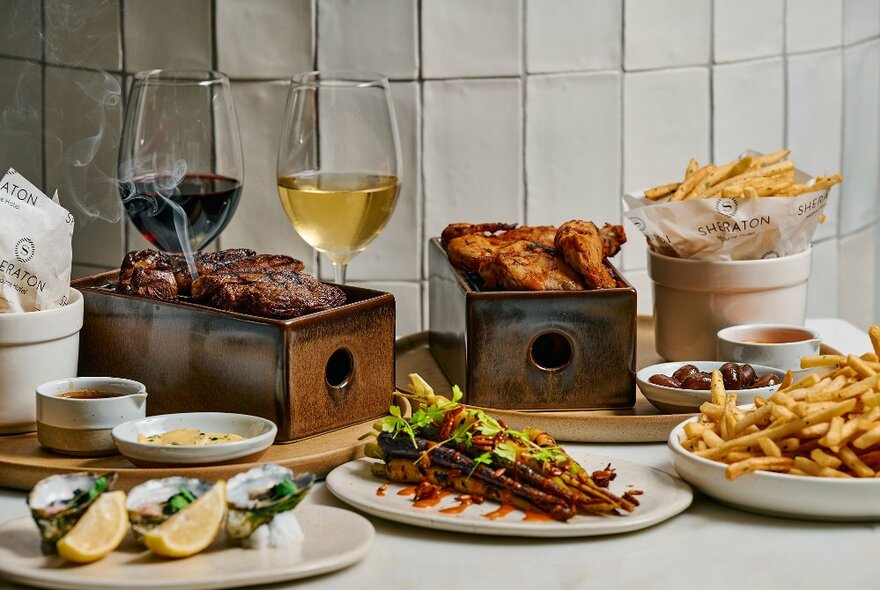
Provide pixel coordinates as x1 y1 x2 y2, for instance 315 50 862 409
672 364 700 383
719 362 742 390
750 373 781 389
649 374 681 388
680 373 712 390
739 364 757 387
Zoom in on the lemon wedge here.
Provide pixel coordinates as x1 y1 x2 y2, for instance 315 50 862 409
144 481 226 558
57 490 128 564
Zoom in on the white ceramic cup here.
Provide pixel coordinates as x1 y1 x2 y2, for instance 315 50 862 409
649 248 812 361
717 323 821 371
36 377 147 456
0 289 84 434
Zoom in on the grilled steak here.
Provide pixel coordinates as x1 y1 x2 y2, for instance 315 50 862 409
117 267 178 301
191 269 346 319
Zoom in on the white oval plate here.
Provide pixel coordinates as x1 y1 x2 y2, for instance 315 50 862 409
0 505 372 590
326 449 692 537
668 418 880 521
637 361 785 413
112 412 277 465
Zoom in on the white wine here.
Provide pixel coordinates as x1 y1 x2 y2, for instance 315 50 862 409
277 172 399 264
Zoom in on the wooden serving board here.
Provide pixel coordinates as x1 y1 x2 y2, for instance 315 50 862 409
0 401 408 492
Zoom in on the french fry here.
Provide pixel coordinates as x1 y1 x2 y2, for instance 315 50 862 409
748 149 790 168
689 155 753 199
782 372 821 393
701 160 795 199
726 457 793 480
644 182 680 200
778 370 793 390
819 416 844 449
721 185 744 198
870 325 880 358
848 354 876 378
743 186 758 198
810 448 842 468
800 354 846 369
839 444 875 477
670 164 715 202
684 158 699 179
702 429 725 449
757 436 782 457
853 424 880 450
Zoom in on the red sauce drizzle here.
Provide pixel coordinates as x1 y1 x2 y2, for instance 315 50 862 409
483 504 516 520
522 510 553 522
376 484 389 497
439 496 475 515
413 491 450 508
398 485 418 496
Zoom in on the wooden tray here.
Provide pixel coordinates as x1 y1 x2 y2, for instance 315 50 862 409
0 401 407 492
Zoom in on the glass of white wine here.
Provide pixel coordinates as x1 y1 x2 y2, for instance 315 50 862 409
277 71 401 284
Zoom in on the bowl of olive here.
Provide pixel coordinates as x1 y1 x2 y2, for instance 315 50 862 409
636 361 785 414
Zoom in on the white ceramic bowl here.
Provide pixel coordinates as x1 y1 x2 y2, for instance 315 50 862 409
0 289 83 434
717 323 821 371
637 361 785 414
36 377 147 456
668 417 880 521
112 412 277 466
649 249 812 361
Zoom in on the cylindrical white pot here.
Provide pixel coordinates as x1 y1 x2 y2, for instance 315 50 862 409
0 289 84 434
648 249 812 361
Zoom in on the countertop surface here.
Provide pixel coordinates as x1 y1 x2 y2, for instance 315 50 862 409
0 318 876 590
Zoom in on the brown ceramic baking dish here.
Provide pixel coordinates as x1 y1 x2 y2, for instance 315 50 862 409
72 271 395 442
427 238 636 410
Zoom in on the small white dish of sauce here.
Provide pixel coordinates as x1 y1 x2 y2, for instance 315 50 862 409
112 412 277 466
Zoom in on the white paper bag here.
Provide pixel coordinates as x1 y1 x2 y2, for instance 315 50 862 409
622 159 829 261
0 167 74 312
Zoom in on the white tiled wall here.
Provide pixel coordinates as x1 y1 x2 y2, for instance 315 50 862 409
3 0 880 334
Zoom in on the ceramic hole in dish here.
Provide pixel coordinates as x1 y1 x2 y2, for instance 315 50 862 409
637 361 786 414
112 412 277 467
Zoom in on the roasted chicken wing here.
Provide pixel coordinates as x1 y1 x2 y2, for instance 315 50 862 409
479 241 584 291
554 220 617 289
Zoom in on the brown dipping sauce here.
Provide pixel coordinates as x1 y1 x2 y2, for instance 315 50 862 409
57 390 125 399
740 328 813 344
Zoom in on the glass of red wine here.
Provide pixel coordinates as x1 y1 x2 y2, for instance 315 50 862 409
117 70 244 253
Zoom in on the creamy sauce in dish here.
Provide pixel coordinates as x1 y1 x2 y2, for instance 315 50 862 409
138 428 246 446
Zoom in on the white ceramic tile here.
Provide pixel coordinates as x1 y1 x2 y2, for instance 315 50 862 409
713 58 785 163
350 281 421 336
844 0 880 45
525 0 621 73
787 49 844 241
806 238 840 317
841 40 880 235
713 0 784 63
623 67 710 270
123 0 212 72
421 0 522 78
222 81 316 273
786 0 843 53
0 58 42 186
218 0 313 79
44 67 125 267
622 269 653 317
624 0 710 71
0 0 42 59
526 72 620 226
44 0 121 70
839 227 875 328
423 79 523 241
321 82 421 281
318 0 418 79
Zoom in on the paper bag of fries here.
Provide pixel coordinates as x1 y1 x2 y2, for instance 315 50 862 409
0 167 74 312
622 150 842 261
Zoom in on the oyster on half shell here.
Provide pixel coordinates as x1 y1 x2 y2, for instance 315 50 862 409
28 472 117 546
226 464 314 542
126 476 214 540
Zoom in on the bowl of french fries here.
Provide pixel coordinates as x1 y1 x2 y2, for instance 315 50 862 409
667 326 880 521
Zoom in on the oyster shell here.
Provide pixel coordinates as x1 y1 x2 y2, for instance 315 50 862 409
126 477 214 539
226 464 314 541
28 472 116 546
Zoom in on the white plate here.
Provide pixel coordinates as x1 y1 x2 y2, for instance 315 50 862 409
325 450 692 537
0 505 372 590
112 412 277 465
637 361 785 413
668 418 880 521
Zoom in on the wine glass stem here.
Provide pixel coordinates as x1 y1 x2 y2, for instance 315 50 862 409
333 262 347 285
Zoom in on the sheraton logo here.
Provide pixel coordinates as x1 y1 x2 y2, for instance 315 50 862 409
697 215 771 236
797 192 828 216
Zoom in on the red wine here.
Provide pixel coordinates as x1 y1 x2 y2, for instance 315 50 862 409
121 174 242 252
